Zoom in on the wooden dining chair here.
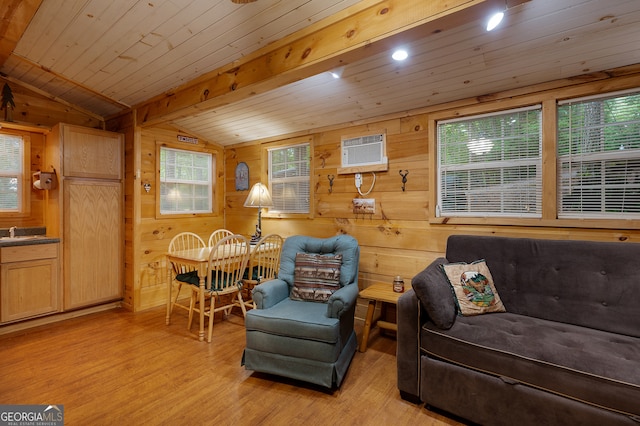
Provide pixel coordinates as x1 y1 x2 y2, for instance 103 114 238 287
188 234 251 343
241 233 284 309
208 229 233 247
167 232 206 324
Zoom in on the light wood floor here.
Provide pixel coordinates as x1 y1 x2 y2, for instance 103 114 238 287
0 307 463 426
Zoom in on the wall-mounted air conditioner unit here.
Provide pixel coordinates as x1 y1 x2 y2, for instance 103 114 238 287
338 131 388 174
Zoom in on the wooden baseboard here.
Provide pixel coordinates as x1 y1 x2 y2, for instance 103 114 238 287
0 302 122 336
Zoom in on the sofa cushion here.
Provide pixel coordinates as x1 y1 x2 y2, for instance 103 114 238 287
411 258 456 329
421 313 640 416
441 260 506 316
291 252 342 302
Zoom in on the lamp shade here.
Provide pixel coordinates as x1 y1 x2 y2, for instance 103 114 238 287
244 183 273 208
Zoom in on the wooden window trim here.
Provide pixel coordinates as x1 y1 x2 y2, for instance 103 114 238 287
261 136 314 219
154 141 221 219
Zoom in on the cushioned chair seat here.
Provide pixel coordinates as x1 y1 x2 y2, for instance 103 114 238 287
422 312 640 416
246 298 339 344
176 270 240 292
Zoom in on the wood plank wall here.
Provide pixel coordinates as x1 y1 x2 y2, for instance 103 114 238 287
130 126 226 311
118 65 640 312
223 67 640 298
0 77 102 129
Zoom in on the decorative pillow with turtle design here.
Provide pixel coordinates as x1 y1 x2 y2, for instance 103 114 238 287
441 259 506 316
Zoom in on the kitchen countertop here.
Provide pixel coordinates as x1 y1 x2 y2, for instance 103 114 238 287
0 227 60 247
0 236 60 247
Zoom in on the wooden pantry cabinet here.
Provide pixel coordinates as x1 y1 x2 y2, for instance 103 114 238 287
46 124 124 310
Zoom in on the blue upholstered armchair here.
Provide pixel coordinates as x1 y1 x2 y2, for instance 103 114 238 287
242 234 360 388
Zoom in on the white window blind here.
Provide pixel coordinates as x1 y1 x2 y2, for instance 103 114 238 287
557 89 640 218
0 133 24 211
437 105 542 217
159 147 213 214
268 143 310 214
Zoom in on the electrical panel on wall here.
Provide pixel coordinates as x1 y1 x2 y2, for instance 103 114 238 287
338 131 388 174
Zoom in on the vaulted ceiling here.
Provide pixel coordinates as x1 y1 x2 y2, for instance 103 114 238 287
2 0 639 145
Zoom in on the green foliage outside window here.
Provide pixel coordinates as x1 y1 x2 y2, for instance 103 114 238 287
159 147 213 214
558 91 640 216
269 143 310 214
0 133 23 211
437 106 542 217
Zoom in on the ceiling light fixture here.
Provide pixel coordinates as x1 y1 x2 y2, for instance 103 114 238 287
392 49 408 61
329 66 345 79
231 0 257 3
486 11 505 31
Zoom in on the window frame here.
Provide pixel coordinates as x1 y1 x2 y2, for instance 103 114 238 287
155 142 219 219
0 130 31 217
262 137 313 219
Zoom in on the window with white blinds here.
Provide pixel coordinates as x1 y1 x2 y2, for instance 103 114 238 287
268 143 310 214
0 133 24 211
437 105 542 217
558 89 640 218
159 147 213 214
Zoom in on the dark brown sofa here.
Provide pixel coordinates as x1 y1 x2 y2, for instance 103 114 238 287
397 235 640 426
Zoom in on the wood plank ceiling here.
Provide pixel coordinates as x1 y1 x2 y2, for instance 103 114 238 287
1 0 640 145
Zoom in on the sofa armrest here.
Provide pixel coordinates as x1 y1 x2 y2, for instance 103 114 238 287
252 279 289 309
326 283 359 319
397 289 423 403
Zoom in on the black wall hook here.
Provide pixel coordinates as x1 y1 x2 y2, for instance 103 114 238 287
399 170 409 192
328 174 335 193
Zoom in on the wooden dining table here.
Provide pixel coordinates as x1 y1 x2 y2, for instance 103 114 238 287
166 242 266 342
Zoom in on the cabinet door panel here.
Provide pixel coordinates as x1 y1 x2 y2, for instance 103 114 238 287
64 180 122 309
1 258 60 323
62 126 123 179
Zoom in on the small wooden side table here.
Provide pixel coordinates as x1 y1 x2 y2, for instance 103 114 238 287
359 282 404 352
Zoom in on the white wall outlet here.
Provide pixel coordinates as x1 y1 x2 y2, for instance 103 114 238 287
353 198 375 214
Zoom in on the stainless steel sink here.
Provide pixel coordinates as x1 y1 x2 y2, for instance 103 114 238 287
0 236 42 241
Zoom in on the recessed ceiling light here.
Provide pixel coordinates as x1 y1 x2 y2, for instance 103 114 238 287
486 11 504 31
329 66 345 79
392 49 408 61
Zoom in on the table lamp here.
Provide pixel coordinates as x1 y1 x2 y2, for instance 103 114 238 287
244 182 274 244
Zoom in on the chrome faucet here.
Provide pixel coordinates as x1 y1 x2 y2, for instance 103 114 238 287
9 226 16 238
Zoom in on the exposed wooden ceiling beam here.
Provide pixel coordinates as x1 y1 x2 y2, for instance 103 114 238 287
0 0 42 67
137 0 528 128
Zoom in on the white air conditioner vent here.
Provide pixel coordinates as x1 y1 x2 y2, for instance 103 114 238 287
339 132 388 174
